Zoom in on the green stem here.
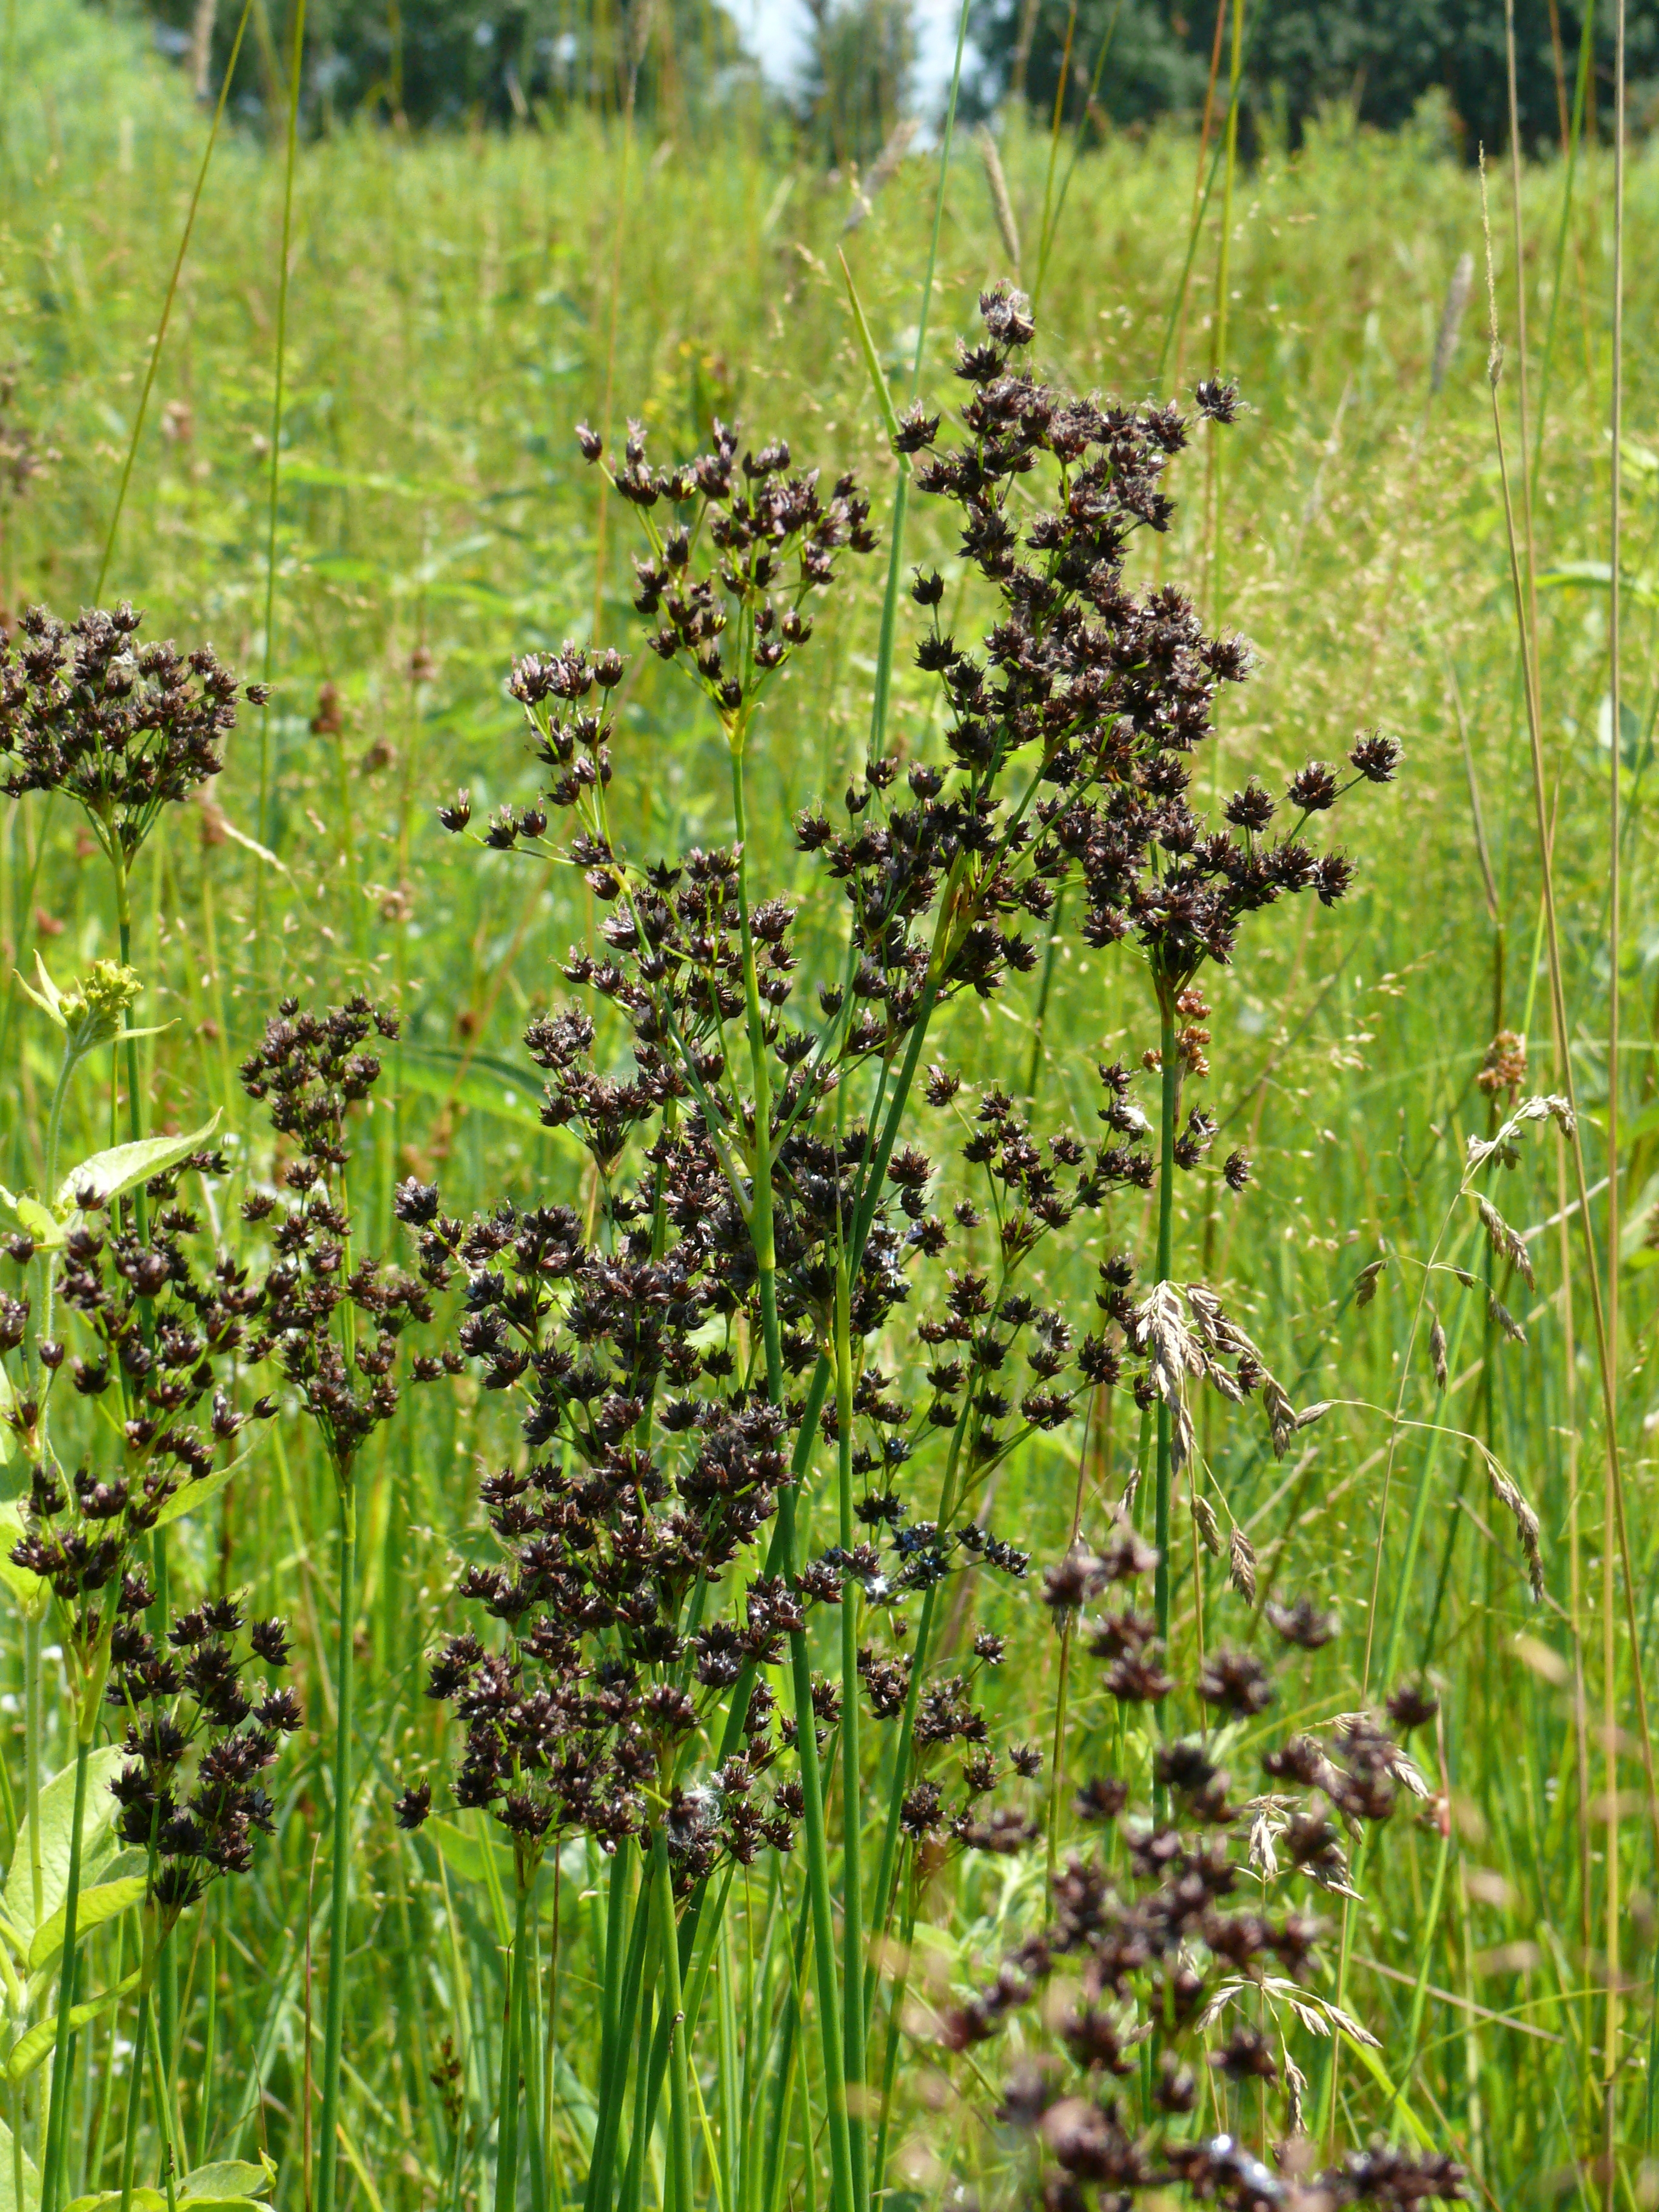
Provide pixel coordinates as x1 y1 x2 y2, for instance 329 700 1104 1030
10 2075 27 2212
1154 985 1179 1660
495 1877 531 2212
315 1482 357 2212
143 1982 178 2212
519 1918 546 2212
116 892 142 1154
869 1859 915 2209
255 0 307 885
759 1915 809 2212
585 1866 651 2212
616 1989 654 2212
731 724 854 2212
40 1733 91 2212
115 896 172 2078
193 1919 220 2170
833 1252 865 2212
24 1617 42 1932
728 743 782 1394
585 1851 630 2212
862 1580 937 2042
118 1939 158 2212
650 1834 693 2212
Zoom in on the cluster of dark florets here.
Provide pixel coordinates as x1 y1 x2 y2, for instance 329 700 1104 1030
602 414 876 707
434 421 877 850
238 997 441 1475
107 1595 301 1922
2 1158 276 1660
406 1512 808 1877
394 1058 1063 1881
410 288 1398 1923
392 1108 965 1882
942 1536 1460 2211
891 287 1399 1001
0 603 266 862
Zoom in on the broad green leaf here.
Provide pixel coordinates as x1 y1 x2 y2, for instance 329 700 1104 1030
28 1874 146 1971
55 1114 221 1215
10 1200 60 1252
0 1370 13 1466
0 1505 47 1614
0 2111 41 2212
6 1970 139 2081
4 1748 126 1937
64 2192 164 2212
172 2199 269 2211
148 1446 251 1534
180 2162 272 2202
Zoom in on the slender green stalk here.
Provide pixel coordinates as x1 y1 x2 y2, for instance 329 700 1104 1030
315 1484 357 2212
117 1932 159 2212
869 1863 915 2208
255 0 307 897
143 1980 179 2212
759 1914 809 2212
833 1250 865 2212
585 1870 652 2212
495 1877 531 2212
590 1846 629 2199
114 885 172 2077
525 1898 549 2212
93 0 256 602
1153 984 1178 1663
23 1618 42 1930
616 1990 654 2212
193 1919 220 2170
1603 0 1626 2182
8 2080 24 2212
649 1834 693 2212
39 1734 91 2212
862 1578 939 2035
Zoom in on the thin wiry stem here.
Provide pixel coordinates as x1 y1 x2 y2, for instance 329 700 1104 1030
93 0 255 603
315 1484 355 2212
833 1246 866 2212
39 1734 90 2212
1604 0 1626 2179
494 1877 531 2212
254 0 307 893
1153 981 1178 1669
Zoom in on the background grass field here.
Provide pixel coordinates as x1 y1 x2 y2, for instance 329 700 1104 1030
2 12 1657 2205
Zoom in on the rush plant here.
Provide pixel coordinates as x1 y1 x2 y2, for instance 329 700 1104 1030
406 286 1447 2212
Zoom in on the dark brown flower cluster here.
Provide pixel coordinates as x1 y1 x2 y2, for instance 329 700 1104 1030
895 289 1398 1001
939 1533 1455 2211
390 1122 920 1878
107 1594 301 1922
406 1447 808 1873
435 421 876 852
392 1094 1042 1876
0 603 267 868
411 290 1399 1944
238 997 440 1480
2 1155 275 1678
